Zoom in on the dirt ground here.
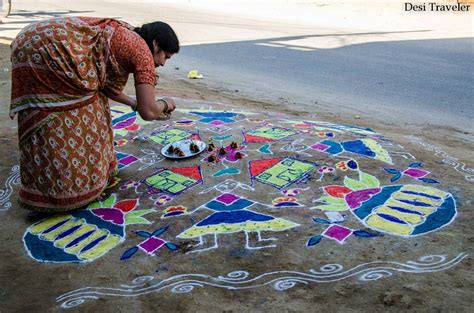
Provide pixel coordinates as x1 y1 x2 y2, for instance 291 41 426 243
0 40 473 313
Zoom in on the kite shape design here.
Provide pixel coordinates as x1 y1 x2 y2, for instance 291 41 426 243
189 111 241 125
121 226 179 260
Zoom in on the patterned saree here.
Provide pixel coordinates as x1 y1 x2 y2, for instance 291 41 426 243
10 17 155 212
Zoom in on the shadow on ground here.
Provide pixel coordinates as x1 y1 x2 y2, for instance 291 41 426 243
174 33 473 130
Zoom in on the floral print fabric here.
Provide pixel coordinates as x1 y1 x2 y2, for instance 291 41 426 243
10 17 155 211
18 97 117 210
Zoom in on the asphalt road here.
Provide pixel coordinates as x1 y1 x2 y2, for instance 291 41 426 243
173 35 474 129
2 0 473 129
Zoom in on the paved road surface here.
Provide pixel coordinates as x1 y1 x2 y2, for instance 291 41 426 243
175 35 473 129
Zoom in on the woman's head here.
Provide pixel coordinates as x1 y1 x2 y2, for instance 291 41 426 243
134 21 179 67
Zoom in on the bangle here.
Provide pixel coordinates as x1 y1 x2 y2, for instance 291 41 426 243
158 98 169 113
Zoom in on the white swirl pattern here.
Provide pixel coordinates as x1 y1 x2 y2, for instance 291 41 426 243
120 276 155 288
171 283 204 293
218 271 250 281
358 270 393 281
407 135 474 182
0 165 21 211
57 253 468 309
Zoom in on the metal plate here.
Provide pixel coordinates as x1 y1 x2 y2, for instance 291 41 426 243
161 139 207 159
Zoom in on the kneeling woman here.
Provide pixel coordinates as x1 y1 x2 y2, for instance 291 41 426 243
10 17 179 212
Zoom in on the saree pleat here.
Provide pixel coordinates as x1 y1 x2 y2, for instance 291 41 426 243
10 17 132 211
18 97 117 210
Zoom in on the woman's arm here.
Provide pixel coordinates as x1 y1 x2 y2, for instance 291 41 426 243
135 84 176 121
103 90 136 108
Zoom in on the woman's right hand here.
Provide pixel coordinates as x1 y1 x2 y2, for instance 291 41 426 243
136 84 177 121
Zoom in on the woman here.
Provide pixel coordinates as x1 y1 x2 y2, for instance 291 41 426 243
9 16 179 212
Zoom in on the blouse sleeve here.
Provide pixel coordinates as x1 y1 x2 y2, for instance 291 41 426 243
109 27 157 89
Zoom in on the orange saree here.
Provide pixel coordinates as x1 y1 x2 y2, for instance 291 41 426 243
10 17 156 212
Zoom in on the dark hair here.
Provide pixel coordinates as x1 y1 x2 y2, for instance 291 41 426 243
134 21 180 54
